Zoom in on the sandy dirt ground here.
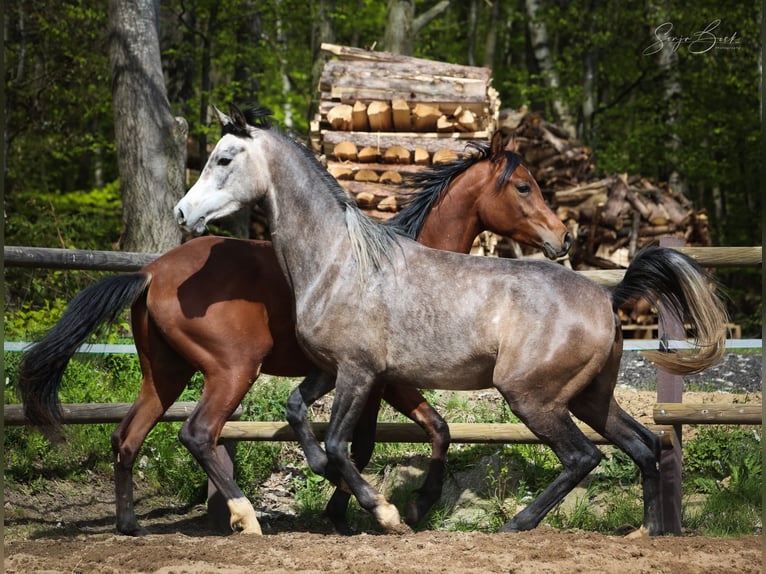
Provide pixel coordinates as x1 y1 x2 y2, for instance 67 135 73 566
5 371 763 573
5 528 762 574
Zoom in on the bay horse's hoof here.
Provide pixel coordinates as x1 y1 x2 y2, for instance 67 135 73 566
624 526 650 539
228 497 263 535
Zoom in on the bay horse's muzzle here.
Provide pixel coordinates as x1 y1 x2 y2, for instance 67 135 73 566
544 230 573 260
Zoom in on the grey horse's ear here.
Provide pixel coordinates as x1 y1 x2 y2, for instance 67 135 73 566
212 105 232 127
229 103 248 131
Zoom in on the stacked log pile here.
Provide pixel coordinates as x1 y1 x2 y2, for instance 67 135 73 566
311 43 500 219
497 110 712 271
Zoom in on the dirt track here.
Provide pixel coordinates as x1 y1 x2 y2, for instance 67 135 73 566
5 528 762 573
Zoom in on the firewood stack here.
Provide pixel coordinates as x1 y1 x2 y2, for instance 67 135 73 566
497 110 712 270
311 43 500 219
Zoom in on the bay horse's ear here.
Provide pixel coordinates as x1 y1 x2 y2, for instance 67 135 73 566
505 134 518 153
490 129 506 160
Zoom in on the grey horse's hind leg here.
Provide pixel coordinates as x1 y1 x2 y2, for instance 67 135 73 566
496 397 602 532
569 393 663 535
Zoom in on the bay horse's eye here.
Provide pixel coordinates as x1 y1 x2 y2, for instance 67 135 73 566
218 157 232 166
516 183 531 194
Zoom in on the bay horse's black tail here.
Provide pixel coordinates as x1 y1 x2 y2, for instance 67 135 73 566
18 273 152 430
610 246 728 375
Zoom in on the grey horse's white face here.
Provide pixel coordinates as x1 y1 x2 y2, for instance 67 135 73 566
174 113 270 236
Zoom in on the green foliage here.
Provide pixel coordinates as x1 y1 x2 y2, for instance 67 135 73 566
683 426 761 480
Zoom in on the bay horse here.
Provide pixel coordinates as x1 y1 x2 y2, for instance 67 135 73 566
174 104 727 536
18 125 570 536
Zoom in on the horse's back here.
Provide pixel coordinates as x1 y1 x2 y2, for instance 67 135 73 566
137 236 312 377
328 244 618 389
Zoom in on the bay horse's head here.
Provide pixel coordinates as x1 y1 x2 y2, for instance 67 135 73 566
478 130 571 259
175 104 273 236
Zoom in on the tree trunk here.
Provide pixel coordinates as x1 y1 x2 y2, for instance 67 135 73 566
482 0 500 68
467 0 477 66
650 2 686 198
524 0 577 137
384 0 414 55
109 0 187 253
310 0 336 121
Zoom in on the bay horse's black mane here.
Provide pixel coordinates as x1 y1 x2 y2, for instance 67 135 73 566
387 141 524 239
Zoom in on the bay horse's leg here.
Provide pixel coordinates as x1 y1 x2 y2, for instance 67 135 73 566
178 373 263 534
569 381 663 535
496 390 602 532
382 385 450 525
112 338 193 535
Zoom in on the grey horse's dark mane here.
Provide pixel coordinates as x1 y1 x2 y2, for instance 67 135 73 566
386 141 523 239
232 105 400 273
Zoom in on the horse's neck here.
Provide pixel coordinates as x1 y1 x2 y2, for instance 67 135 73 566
416 177 482 254
264 144 356 297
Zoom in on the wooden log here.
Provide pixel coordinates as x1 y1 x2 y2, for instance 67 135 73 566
358 146 381 163
354 191 377 207
414 147 430 165
412 103 442 131
321 130 489 155
327 165 354 180
455 108 478 132
326 160 424 177
391 98 411 131
327 104 353 131
437 114 457 132
379 170 403 185
333 140 358 161
383 145 411 164
320 59 492 104
377 195 399 212
367 101 393 132
554 178 612 205
218 420 675 447
4 402 241 425
354 169 379 182
654 403 762 425
338 180 401 201
433 148 458 164
600 175 630 229
352 101 369 131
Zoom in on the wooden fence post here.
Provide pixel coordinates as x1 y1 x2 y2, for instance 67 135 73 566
657 236 685 535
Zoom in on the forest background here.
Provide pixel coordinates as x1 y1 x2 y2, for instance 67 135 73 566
3 0 762 335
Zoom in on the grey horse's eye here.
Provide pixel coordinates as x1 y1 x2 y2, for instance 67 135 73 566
218 157 232 166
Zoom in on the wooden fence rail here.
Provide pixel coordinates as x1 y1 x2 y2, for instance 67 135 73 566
4 244 762 279
0 403 676 447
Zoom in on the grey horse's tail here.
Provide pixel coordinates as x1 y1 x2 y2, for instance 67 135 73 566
18 273 152 430
610 246 728 375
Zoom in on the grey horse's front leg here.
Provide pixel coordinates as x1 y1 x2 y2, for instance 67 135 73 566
323 367 410 534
